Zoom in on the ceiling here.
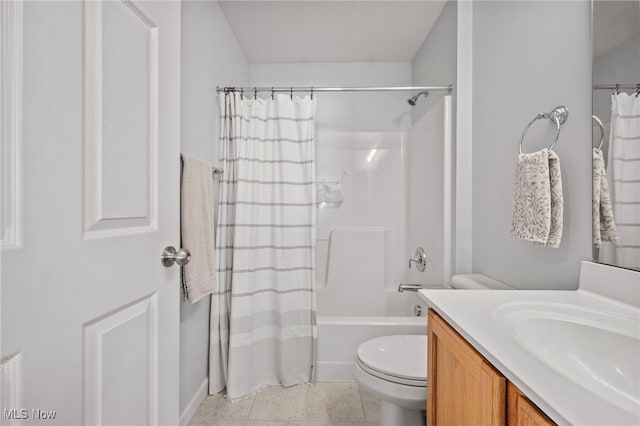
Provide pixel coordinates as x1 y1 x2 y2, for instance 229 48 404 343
593 0 640 58
219 1 448 63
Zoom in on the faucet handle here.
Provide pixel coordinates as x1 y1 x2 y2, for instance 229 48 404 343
408 247 427 272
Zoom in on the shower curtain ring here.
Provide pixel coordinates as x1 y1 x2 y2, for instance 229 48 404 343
254 87 258 99
290 87 293 100
272 87 275 100
635 84 640 98
240 88 244 99
310 87 314 100
615 84 620 95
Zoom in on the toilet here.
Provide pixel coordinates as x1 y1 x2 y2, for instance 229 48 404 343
354 274 511 426
355 335 428 426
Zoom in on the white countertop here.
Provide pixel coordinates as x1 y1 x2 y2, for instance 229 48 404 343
418 288 640 426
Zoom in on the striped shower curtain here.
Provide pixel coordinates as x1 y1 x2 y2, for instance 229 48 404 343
602 92 640 269
210 92 317 400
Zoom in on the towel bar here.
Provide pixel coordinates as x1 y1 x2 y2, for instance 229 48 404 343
592 115 605 150
519 106 569 154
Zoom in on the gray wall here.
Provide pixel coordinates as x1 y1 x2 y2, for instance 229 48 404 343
471 1 592 290
180 0 248 414
411 0 457 124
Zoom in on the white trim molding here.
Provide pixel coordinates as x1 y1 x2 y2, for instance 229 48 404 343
454 0 473 277
179 378 208 426
443 95 453 285
84 293 159 425
83 0 159 240
0 352 23 426
0 0 24 251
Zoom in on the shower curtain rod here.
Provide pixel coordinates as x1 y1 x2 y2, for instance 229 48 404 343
216 85 453 94
593 83 639 90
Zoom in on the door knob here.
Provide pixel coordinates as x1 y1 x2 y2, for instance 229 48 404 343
161 246 191 267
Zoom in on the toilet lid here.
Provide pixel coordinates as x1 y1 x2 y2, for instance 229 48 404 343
356 335 427 382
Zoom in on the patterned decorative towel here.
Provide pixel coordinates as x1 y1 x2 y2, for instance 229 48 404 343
592 147 617 247
510 149 564 248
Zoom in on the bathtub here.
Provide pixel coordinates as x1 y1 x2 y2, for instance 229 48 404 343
313 226 444 381
316 314 428 381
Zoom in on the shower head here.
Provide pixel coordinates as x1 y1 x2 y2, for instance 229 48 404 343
407 90 429 106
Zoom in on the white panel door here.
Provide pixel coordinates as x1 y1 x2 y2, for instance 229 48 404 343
1 1 181 425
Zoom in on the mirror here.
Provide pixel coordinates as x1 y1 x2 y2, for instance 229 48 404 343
592 0 640 271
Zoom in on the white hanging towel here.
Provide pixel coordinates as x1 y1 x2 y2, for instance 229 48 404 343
510 149 564 248
181 154 217 303
592 147 617 247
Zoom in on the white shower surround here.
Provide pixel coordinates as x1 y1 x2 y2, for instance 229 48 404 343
314 97 453 382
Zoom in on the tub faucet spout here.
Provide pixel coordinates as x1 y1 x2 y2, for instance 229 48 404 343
398 283 423 293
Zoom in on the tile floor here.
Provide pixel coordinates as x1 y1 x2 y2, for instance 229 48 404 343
189 382 381 426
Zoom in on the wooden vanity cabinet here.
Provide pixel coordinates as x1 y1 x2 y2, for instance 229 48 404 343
427 309 554 426
427 309 506 426
507 383 554 426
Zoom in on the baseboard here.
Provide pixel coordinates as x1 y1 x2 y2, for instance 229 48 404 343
1 352 23 426
179 378 208 426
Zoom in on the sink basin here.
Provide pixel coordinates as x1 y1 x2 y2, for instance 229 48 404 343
494 301 640 415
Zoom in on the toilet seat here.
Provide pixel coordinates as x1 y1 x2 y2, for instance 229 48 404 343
356 358 426 387
356 335 427 387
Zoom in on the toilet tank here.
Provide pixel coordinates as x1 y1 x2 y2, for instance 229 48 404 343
449 274 513 290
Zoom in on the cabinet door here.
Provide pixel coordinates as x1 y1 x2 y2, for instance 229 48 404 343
507 383 555 426
427 309 506 426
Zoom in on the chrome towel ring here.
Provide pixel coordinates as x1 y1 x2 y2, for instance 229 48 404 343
519 106 569 154
592 115 605 150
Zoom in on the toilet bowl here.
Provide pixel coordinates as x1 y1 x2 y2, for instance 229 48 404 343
353 274 511 426
354 335 427 426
